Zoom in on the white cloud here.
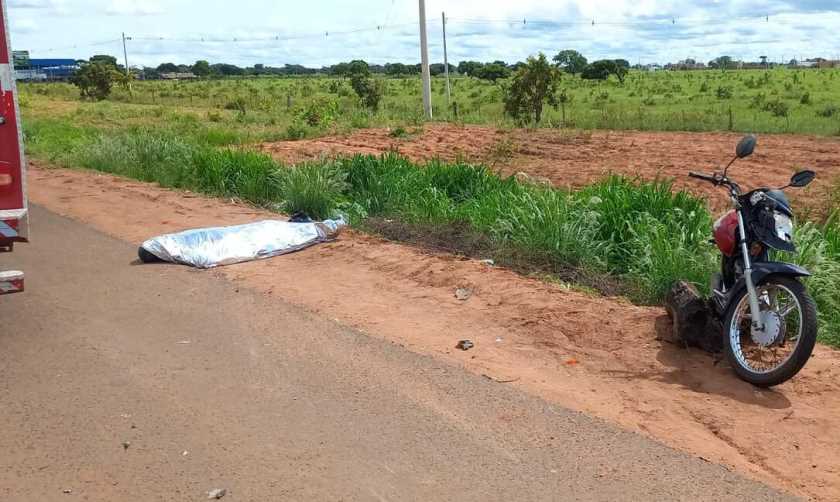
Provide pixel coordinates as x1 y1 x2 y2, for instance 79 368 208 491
5 0 839 66
105 0 163 16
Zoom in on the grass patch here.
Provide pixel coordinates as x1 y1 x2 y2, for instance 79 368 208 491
23 126 840 345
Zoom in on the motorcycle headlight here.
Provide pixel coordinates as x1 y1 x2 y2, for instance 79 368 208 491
774 212 793 242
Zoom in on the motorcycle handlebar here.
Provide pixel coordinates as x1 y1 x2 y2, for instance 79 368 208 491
688 171 718 183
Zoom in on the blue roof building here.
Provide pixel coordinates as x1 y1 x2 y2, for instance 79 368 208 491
19 58 78 79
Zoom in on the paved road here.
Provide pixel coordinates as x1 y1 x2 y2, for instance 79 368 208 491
0 205 793 501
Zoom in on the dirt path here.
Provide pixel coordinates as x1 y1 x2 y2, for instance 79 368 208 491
260 124 840 213
25 164 840 500
6 206 792 501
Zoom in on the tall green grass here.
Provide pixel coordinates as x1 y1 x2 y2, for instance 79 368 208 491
23 126 840 344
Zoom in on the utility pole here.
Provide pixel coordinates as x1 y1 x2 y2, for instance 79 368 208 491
441 11 451 109
121 32 132 92
418 0 432 119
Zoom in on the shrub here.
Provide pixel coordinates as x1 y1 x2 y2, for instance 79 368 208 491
715 86 733 99
763 99 789 118
295 97 339 127
223 97 247 114
817 104 838 118
276 162 348 219
503 53 561 124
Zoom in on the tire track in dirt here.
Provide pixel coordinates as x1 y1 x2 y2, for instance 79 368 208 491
28 163 840 501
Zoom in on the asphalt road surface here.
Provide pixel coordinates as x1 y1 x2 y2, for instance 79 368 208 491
0 205 794 501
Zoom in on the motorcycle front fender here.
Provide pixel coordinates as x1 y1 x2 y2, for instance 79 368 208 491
722 261 811 313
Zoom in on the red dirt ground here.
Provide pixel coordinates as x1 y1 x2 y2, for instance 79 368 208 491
260 124 840 213
29 159 840 501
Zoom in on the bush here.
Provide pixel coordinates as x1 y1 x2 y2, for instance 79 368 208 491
276 162 348 219
817 104 838 118
503 53 561 124
70 62 121 100
350 74 383 111
715 86 733 100
295 97 339 127
762 99 789 118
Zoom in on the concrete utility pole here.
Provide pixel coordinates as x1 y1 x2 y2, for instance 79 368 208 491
121 32 130 77
121 32 132 93
418 0 432 119
441 11 451 109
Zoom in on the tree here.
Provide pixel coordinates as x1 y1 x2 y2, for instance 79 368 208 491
90 54 118 68
475 62 510 82
156 62 178 74
192 60 210 77
581 60 628 84
457 61 484 77
346 61 381 110
210 63 244 76
709 56 734 70
553 50 588 74
70 61 120 100
385 63 407 76
503 53 561 125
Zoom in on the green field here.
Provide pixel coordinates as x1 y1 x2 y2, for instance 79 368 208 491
18 69 840 346
20 68 840 145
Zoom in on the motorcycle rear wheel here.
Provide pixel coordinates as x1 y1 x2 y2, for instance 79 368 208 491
723 275 817 387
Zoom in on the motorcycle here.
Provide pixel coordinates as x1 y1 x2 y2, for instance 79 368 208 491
689 135 818 387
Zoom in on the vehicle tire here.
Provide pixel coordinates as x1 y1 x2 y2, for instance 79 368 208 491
723 275 817 387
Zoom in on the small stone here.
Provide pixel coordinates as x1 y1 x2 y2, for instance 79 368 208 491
456 340 474 351
62 489 72 494
208 488 226 499
455 288 472 301
121 441 131 450
480 259 495 266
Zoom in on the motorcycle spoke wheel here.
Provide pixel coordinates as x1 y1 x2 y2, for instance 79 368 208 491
729 283 803 374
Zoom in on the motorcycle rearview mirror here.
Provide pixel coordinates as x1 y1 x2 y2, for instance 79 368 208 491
723 134 757 177
785 169 816 189
736 134 757 159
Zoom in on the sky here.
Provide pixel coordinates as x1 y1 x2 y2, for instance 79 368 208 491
5 0 840 67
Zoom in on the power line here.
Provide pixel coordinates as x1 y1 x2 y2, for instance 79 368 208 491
39 37 122 54
447 14 775 28
128 21 422 45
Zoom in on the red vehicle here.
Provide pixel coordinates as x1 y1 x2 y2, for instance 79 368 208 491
0 0 28 295
690 135 817 387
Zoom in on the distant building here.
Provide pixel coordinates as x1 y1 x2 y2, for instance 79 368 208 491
160 72 197 80
13 58 78 80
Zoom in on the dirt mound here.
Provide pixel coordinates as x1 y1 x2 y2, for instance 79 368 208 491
261 124 840 213
30 164 840 500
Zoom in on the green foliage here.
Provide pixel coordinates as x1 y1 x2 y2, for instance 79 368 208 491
715 85 733 99
503 53 561 124
70 62 121 100
817 104 838 118
474 63 510 82
762 99 789 118
192 60 211 77
294 97 339 127
553 50 588 75
582 60 627 84
19 115 840 342
276 162 349 219
350 74 383 111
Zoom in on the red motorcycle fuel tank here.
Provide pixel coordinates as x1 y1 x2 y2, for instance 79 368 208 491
714 210 739 256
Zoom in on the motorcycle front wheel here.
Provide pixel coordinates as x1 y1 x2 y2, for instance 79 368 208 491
723 275 818 387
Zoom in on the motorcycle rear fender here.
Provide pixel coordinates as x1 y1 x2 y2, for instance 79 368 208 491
722 261 811 313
